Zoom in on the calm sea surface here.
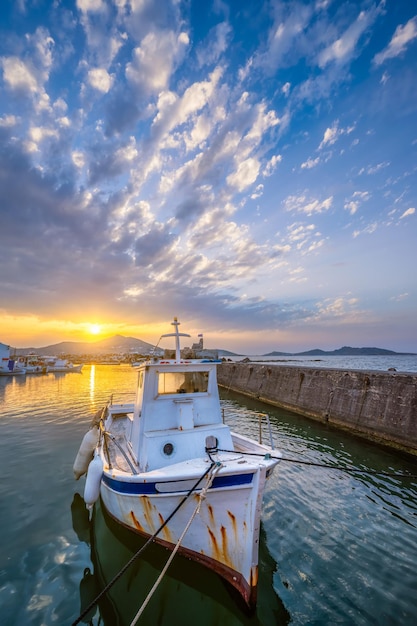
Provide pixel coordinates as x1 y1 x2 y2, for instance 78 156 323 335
0 363 416 625
230 354 417 373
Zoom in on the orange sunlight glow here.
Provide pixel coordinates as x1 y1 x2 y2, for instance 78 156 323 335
0 313 201 349
88 324 102 335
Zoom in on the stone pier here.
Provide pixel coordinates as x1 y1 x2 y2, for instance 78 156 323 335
217 363 417 455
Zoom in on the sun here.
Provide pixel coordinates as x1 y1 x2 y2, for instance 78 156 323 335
88 324 102 335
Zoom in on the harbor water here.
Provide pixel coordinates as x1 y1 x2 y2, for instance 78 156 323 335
229 354 417 373
0 364 416 625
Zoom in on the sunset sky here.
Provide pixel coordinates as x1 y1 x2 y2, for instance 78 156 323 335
0 0 416 354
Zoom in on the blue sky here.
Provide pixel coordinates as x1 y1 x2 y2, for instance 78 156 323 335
0 0 416 353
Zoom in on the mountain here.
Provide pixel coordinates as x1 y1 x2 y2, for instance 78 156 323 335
14 335 157 356
12 337 414 358
264 346 415 357
216 349 242 357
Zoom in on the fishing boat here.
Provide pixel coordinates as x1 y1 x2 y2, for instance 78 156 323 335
0 342 26 375
16 355 47 374
74 318 281 609
46 357 83 373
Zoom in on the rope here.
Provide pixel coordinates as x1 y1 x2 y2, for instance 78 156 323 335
102 429 138 474
71 461 216 626
129 463 222 625
216 448 417 478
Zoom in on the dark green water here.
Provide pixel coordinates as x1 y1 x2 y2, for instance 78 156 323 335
0 365 416 625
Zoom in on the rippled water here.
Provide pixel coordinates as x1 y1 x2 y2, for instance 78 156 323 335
0 366 416 625
230 354 417 373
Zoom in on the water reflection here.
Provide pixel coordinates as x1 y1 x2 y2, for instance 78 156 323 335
71 496 290 626
71 493 91 545
89 365 95 405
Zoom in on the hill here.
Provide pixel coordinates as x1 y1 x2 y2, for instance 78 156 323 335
264 346 415 357
11 337 414 358
14 334 157 356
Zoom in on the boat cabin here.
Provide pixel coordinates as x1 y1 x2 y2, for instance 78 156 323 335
127 358 234 472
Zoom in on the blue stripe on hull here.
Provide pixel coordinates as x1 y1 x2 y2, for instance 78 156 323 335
102 472 254 495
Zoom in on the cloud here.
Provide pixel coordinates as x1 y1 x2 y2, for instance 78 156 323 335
373 16 417 65
318 122 340 149
390 293 409 302
134 223 178 268
263 154 282 176
317 6 381 68
251 184 264 200
301 156 320 170
126 30 189 95
87 67 113 92
151 66 224 148
227 157 261 191
285 222 325 256
358 161 390 175
77 0 105 12
0 114 19 127
315 296 360 319
283 194 333 216
253 2 313 71
318 120 354 150
344 191 370 215
196 21 232 67
399 207 415 219
1 56 39 93
352 223 378 238
0 27 55 115
380 71 390 84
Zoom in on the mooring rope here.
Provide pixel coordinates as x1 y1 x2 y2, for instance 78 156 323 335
216 448 417 478
129 462 222 625
71 461 216 626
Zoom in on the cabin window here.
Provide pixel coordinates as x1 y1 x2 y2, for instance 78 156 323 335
157 371 209 395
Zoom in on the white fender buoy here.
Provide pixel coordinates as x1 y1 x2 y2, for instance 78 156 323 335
84 454 103 508
73 426 99 479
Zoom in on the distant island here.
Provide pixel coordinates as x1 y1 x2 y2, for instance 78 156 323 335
263 346 416 357
10 336 416 358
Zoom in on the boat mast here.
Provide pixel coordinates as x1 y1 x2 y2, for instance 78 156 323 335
161 317 191 360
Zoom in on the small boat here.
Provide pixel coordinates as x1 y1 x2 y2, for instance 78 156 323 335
74 318 280 609
16 355 47 374
46 357 83 373
0 342 26 376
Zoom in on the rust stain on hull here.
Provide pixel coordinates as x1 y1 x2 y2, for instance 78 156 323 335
207 527 221 562
220 525 231 565
207 524 233 569
129 503 172 543
141 495 157 533
207 503 215 527
106 505 256 610
157 512 173 543
129 510 144 532
227 510 238 542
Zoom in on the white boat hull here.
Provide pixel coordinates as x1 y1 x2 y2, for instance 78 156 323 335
99 452 276 607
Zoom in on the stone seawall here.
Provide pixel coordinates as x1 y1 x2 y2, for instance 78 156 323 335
217 363 417 455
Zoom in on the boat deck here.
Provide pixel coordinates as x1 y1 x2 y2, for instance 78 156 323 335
104 414 137 473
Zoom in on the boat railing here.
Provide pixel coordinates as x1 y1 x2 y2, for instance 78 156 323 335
222 409 275 450
108 392 136 407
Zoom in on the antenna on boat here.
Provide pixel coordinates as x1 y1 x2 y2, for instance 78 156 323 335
161 317 191 361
